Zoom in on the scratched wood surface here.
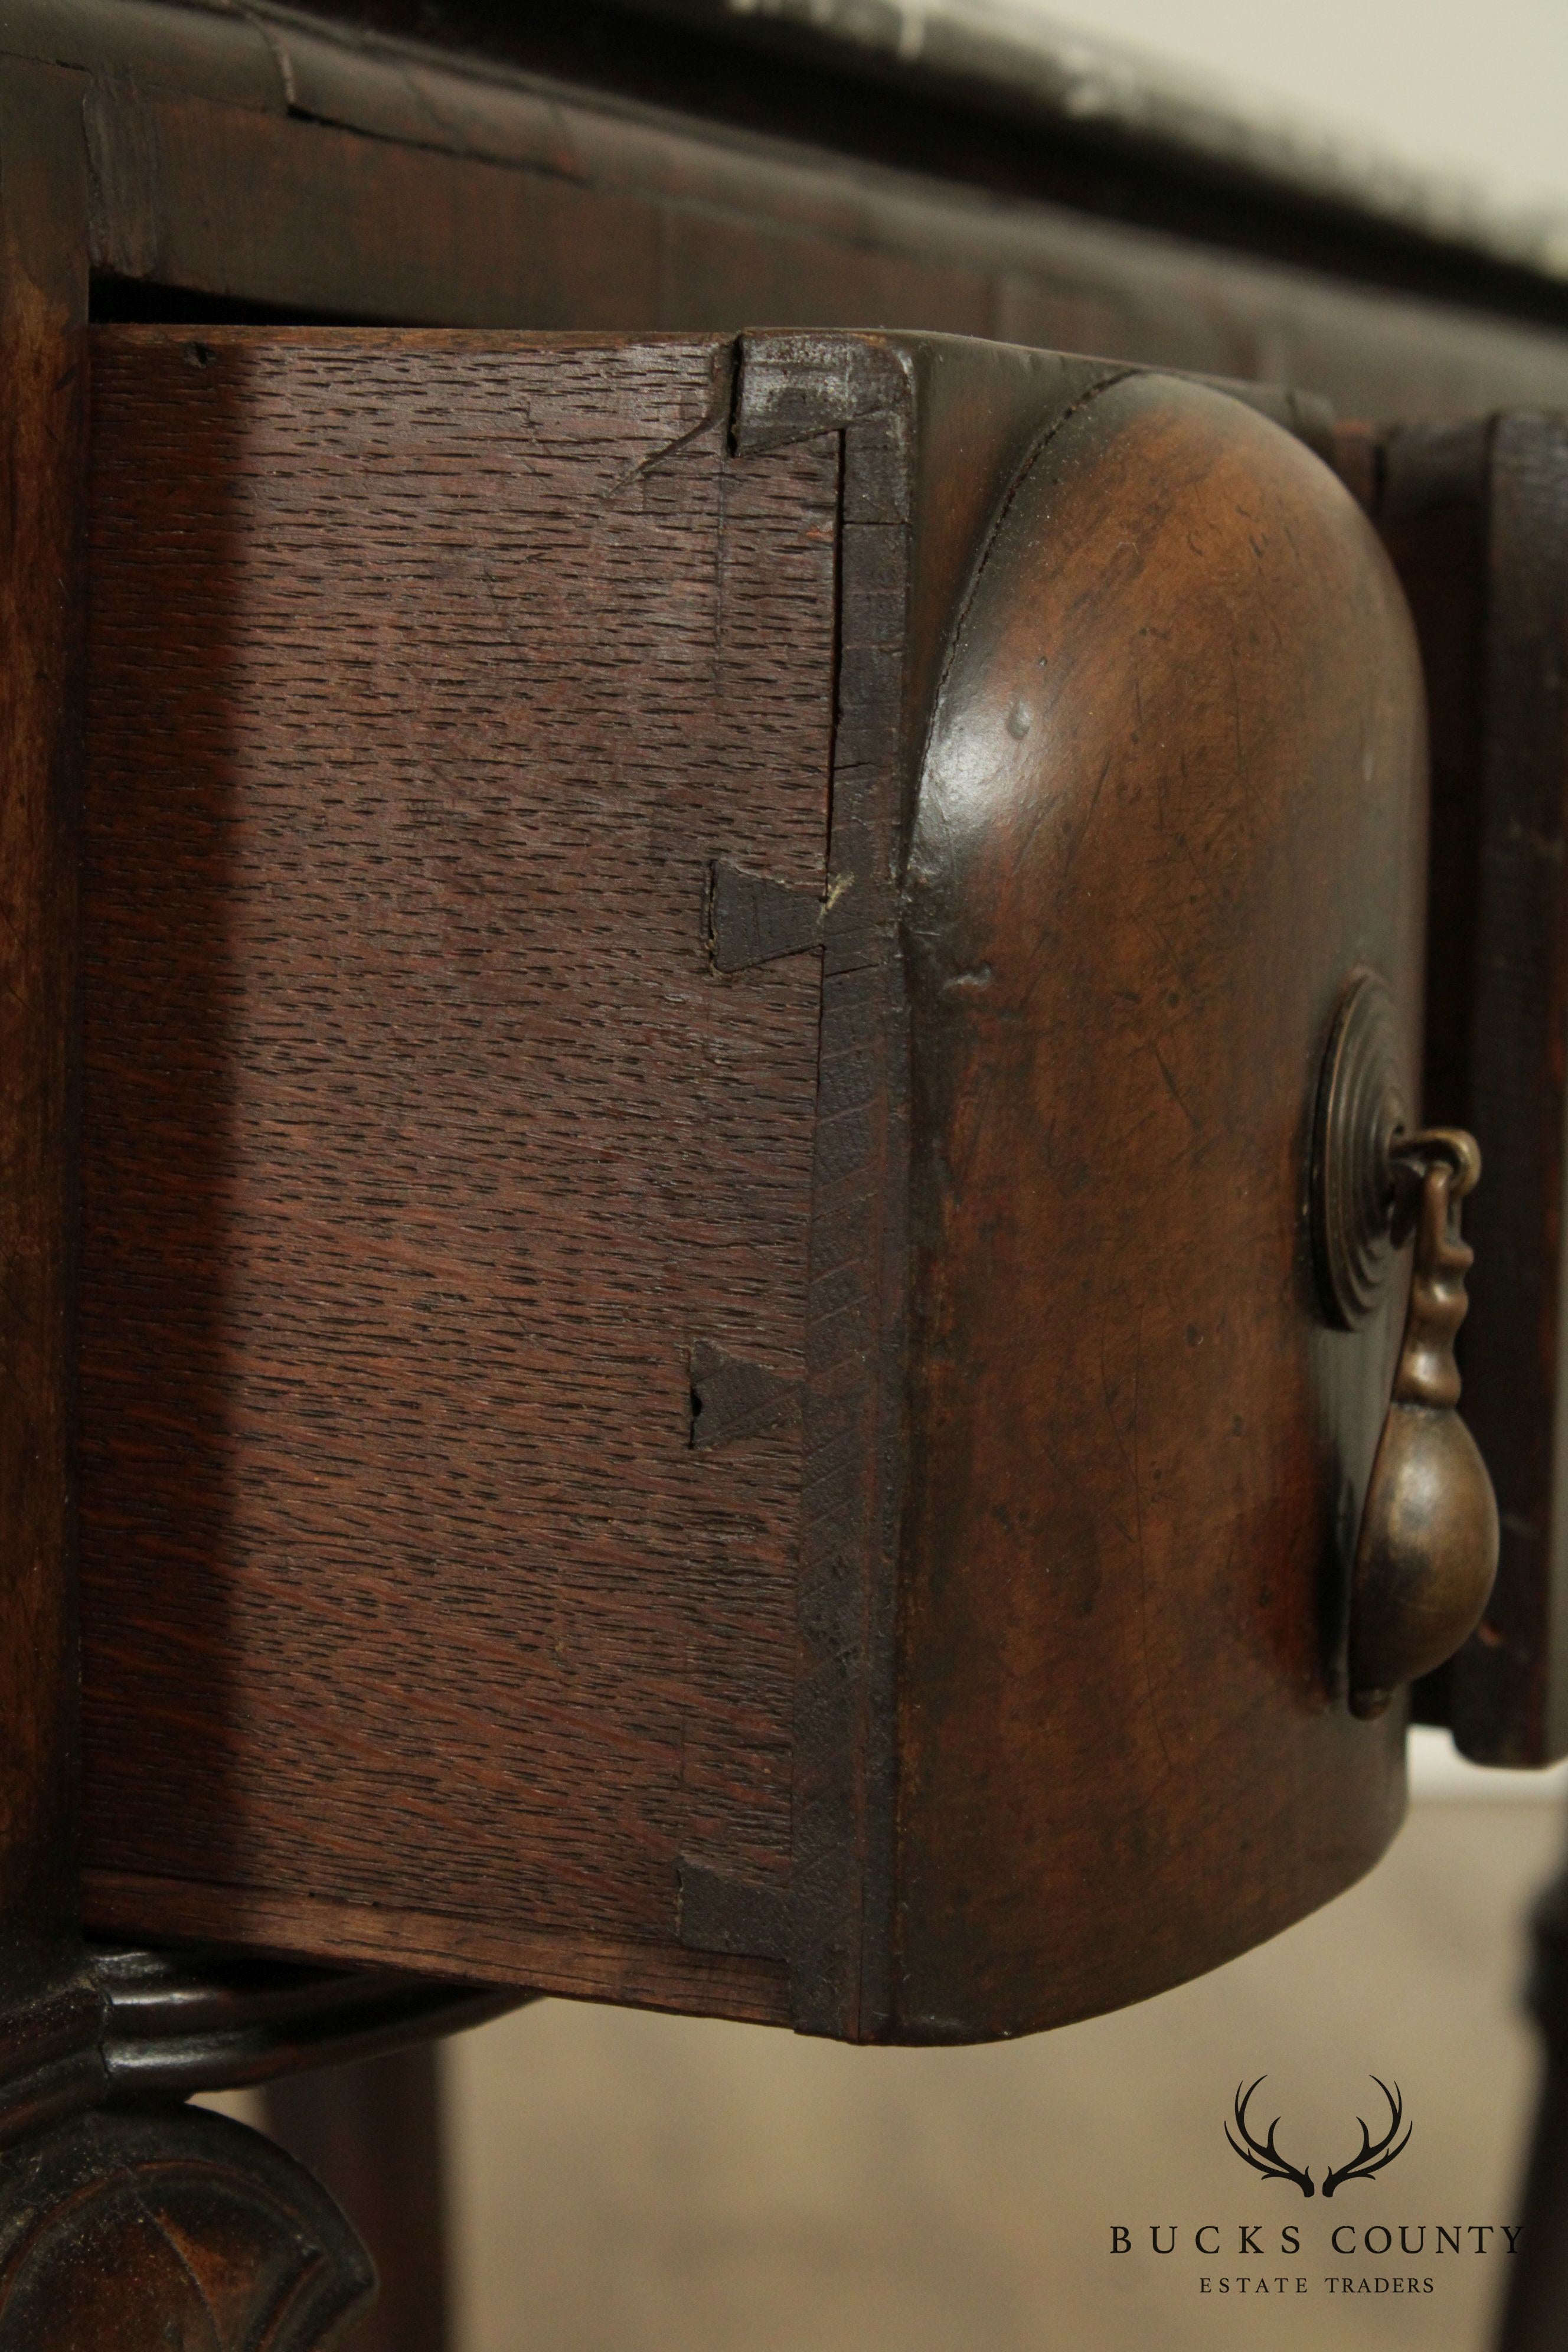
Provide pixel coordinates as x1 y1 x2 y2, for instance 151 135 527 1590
79 328 837 2020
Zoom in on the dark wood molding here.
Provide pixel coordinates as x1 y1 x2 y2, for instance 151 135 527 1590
0 12 1554 420
0 53 89 1996
92 1944 522 2101
22 0 1568 328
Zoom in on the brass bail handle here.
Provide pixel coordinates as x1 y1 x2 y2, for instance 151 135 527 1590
1348 1128 1498 1719
1311 974 1500 1720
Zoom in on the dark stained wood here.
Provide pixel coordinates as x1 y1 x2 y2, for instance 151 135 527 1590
13 0 1567 2331
1456 416 1568 1763
0 60 90 2003
708 861 822 972
0 95 394 2338
31 12 1568 424
5 0 283 113
0 2105 373 2348
737 331 1142 2037
76 329 1430 2040
10 0 1568 332
92 1942 522 2099
783 341 913 2043
749 330 1158 2039
893 369 1421 2035
1366 417 1568 1765
264 2046 449 2352
688 1345 801 1453
79 326 832 2026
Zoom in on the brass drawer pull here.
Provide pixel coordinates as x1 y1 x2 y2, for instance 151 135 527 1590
1313 971 1499 1717
1349 1129 1498 1719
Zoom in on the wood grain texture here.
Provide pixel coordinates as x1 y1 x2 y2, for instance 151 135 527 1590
0 61 91 1994
79 328 836 2020
22 0 1568 343
767 343 914 2043
86 1871 790 2021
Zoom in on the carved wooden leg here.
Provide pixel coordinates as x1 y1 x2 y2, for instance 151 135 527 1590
264 2046 450 2352
0 2103 374 2349
0 1945 512 2348
1499 1869 1568 2350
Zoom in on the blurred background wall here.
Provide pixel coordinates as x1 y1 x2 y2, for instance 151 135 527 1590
440 1767 1564 2352
947 0 1568 218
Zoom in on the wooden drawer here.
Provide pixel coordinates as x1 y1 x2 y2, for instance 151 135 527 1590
79 325 1424 2041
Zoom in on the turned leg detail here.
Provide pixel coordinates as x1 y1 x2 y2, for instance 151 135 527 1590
0 1949 514 2347
0 2104 374 2350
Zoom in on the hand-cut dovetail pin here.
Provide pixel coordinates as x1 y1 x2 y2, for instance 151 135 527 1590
707 862 822 971
705 861 851 972
688 1341 801 1449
